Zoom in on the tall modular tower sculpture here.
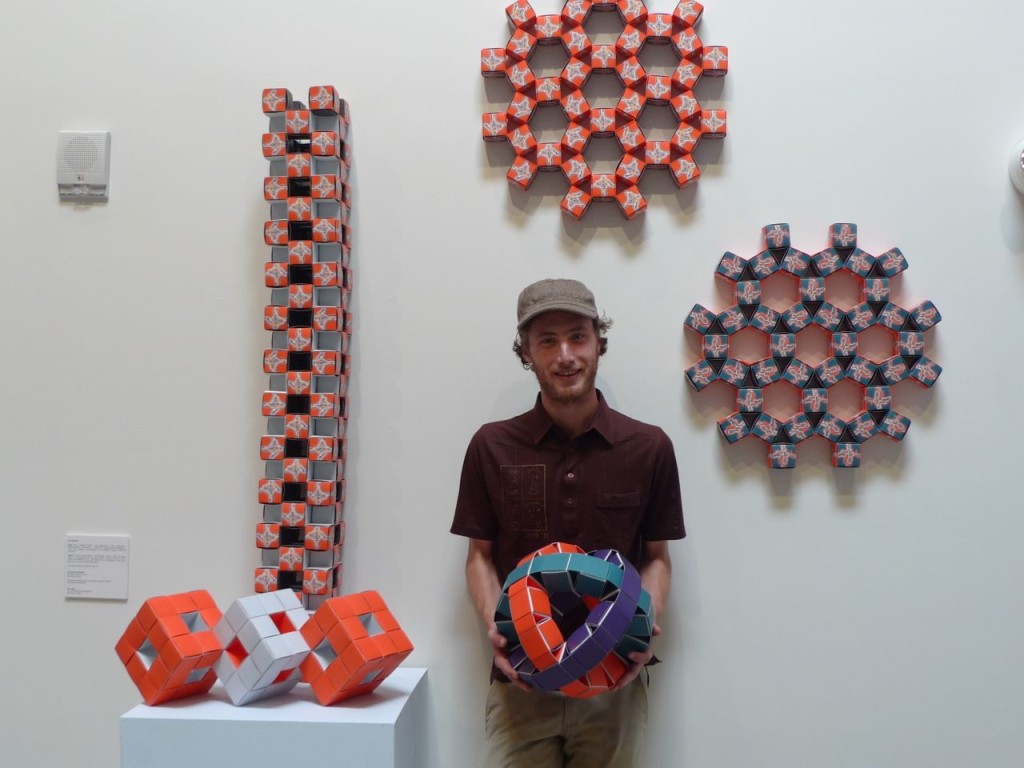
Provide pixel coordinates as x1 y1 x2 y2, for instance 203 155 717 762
257 86 352 607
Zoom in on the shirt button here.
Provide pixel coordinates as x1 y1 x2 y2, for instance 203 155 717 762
566 472 575 480
566 497 575 506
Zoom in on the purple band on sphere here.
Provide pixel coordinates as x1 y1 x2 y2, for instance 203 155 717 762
535 563 639 689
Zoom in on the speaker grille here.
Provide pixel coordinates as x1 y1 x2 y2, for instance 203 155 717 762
63 135 100 172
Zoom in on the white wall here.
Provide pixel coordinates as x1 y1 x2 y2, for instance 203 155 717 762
2 1 1023 766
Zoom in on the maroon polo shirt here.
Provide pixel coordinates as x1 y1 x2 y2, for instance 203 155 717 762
451 391 685 585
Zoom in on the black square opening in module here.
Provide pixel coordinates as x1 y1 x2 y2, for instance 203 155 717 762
278 571 302 590
288 308 313 327
288 177 311 197
282 483 307 503
285 438 308 458
281 526 304 546
289 222 313 240
287 395 310 415
289 264 314 284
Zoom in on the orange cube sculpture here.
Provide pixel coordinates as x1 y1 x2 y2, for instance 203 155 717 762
115 590 223 705
300 590 413 705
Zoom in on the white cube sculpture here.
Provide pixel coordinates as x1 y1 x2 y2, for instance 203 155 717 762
213 591 310 705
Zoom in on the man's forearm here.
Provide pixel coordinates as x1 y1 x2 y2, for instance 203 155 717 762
639 542 672 620
465 540 502 626
466 539 530 686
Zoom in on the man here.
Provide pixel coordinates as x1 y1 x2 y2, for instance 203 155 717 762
451 278 685 767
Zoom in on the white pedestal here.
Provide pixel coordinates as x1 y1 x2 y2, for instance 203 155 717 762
121 667 428 768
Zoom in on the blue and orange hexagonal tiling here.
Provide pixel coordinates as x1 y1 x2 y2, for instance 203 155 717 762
686 224 942 468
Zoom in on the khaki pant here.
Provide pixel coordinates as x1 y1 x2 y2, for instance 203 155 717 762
483 678 648 768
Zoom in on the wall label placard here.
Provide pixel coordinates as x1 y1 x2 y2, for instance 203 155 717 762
64 534 129 600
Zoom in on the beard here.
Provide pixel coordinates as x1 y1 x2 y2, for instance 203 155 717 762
533 362 597 405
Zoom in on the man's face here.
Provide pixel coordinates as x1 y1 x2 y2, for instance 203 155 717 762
522 310 599 405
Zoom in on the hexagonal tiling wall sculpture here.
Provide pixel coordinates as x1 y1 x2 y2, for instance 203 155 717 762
259 85 351 606
685 224 942 468
481 0 728 219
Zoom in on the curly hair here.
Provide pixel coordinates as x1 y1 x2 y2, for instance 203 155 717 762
512 315 613 369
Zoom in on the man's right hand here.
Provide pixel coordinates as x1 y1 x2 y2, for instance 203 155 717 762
488 624 532 692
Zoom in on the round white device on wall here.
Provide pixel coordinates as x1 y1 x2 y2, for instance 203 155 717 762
1010 138 1024 195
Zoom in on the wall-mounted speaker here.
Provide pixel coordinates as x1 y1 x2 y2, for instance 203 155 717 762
57 130 111 201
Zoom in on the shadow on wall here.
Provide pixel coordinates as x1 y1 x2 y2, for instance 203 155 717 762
681 374 941 504
481 137 722 251
1000 184 1024 257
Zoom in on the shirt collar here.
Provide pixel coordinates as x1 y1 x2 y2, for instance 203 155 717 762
526 390 616 446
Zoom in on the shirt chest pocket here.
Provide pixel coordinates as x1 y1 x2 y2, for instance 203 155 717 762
597 491 642 510
592 490 643 546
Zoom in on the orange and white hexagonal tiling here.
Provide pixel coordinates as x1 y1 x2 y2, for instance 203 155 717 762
481 1 728 219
